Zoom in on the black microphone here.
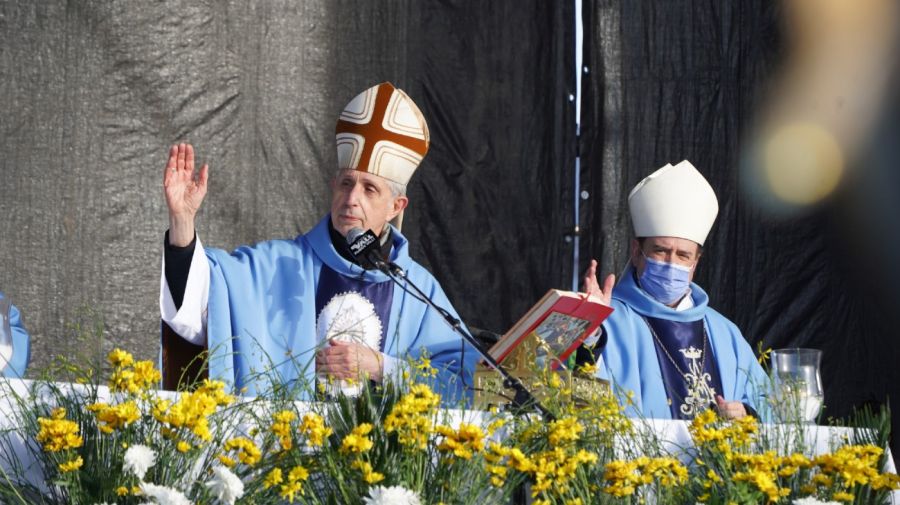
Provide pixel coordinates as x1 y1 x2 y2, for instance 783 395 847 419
346 227 394 273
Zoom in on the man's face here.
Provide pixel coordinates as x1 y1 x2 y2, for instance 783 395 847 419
630 236 702 282
330 169 408 237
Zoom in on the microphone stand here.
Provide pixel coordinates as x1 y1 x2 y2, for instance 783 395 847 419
376 260 556 422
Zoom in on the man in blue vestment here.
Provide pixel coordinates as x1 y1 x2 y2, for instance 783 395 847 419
582 161 767 420
159 82 476 401
0 291 30 378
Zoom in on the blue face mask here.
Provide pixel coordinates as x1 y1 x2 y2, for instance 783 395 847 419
639 254 694 305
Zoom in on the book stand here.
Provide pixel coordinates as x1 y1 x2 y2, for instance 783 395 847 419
473 332 609 409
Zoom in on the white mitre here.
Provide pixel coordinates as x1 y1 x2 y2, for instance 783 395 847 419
628 160 719 246
335 81 430 186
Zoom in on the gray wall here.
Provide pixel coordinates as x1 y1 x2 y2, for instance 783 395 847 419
0 1 574 372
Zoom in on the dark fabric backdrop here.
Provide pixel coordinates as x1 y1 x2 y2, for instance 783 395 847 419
0 1 574 370
2 1 899 459
580 0 900 459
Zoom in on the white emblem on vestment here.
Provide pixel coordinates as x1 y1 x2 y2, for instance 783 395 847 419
316 292 383 397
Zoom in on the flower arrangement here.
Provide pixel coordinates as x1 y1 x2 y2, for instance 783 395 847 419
0 348 897 504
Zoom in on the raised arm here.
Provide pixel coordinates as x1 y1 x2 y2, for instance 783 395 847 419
163 143 209 246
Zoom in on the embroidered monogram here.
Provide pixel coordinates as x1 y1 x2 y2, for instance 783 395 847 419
644 319 718 418
677 346 717 417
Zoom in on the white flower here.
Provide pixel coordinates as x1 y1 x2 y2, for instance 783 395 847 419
363 485 422 505
123 444 157 480
205 466 244 505
792 499 841 505
139 482 192 505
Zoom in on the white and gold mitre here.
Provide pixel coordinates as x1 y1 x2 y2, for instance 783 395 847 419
628 160 719 246
335 82 430 186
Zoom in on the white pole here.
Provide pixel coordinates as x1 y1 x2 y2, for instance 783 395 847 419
571 0 584 291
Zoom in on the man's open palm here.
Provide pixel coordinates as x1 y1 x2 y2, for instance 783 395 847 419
163 143 208 222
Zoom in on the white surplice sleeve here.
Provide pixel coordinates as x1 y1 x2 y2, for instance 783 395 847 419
160 237 210 346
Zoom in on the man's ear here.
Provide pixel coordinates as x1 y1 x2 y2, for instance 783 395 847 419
389 196 409 220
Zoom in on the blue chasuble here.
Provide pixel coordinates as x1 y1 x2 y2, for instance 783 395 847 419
645 317 724 419
595 265 768 420
201 215 477 403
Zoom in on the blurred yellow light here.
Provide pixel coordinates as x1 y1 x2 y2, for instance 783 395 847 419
763 122 844 205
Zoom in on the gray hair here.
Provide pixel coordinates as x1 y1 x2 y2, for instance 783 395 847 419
334 168 406 197
385 178 407 197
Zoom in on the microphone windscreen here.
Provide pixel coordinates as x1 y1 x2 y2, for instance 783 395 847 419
346 227 365 244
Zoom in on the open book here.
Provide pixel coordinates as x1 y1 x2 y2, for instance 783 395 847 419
487 289 614 366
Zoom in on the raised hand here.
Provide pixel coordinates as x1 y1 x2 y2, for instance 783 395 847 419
163 143 209 246
582 259 615 306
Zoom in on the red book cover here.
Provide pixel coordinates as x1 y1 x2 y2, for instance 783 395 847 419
488 290 614 365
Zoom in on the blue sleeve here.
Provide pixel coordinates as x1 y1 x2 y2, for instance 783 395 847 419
735 339 771 421
3 296 31 378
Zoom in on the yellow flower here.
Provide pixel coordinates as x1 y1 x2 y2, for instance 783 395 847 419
263 468 283 489
272 410 296 425
507 447 534 473
272 410 296 451
384 384 440 449
176 440 191 453
108 348 134 368
351 459 385 484
132 360 162 391
871 472 900 491
577 362 597 375
486 417 507 436
218 455 237 468
116 486 129 496
58 456 83 473
279 465 309 502
833 491 855 502
812 473 834 487
108 359 159 394
600 456 687 499
757 345 772 365
733 468 785 503
89 401 141 433
153 383 233 443
547 372 562 388
36 414 83 452
223 437 261 466
436 423 486 460
547 416 583 447
341 423 374 454
415 357 438 377
299 413 332 447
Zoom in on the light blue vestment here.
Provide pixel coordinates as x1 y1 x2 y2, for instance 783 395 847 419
596 265 767 419
0 292 30 379
203 216 476 402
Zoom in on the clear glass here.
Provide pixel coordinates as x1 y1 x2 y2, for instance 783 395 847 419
770 348 824 423
0 297 13 372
